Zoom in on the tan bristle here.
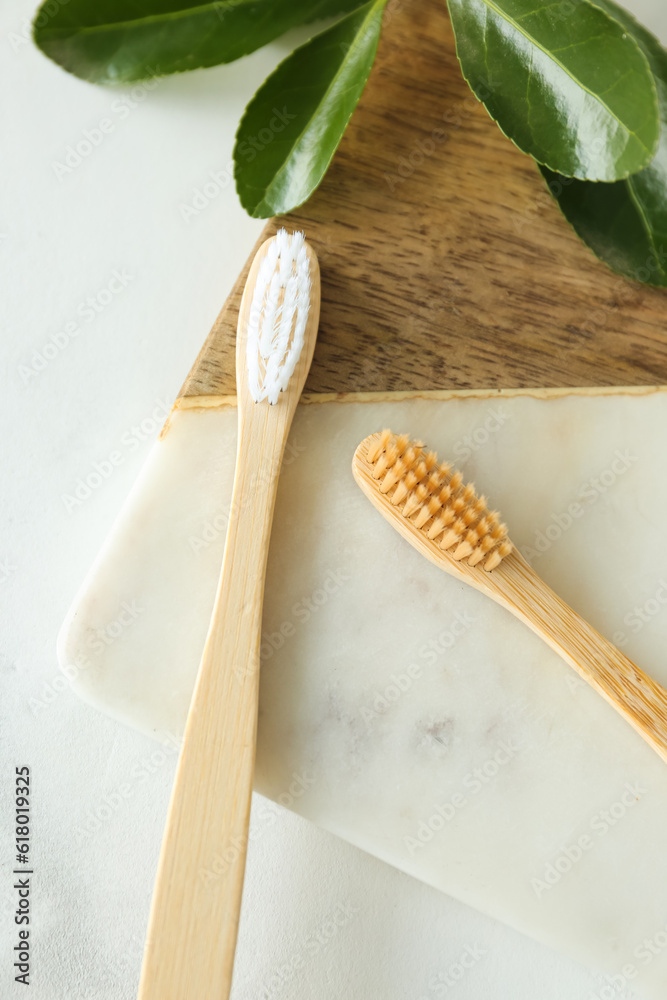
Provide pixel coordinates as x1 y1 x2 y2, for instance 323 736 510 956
440 521 465 550
452 496 467 516
391 480 409 505
427 515 446 540
402 491 420 518
414 461 428 482
372 453 387 479
453 540 474 561
386 444 400 465
415 495 441 528
367 441 380 464
392 470 417 505
403 483 428 517
363 431 512 571
428 495 443 517
484 550 503 571
391 472 417 504
414 501 434 528
380 459 405 494
380 471 397 494
467 547 486 567
472 519 488 540
403 448 418 470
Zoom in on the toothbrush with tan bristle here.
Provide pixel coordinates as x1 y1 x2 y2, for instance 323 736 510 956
138 230 320 1000
353 429 667 763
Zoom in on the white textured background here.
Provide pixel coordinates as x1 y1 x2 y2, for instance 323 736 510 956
2 1 666 997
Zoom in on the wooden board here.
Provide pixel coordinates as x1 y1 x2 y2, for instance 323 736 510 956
180 0 667 401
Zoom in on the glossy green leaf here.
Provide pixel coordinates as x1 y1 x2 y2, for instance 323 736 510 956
541 0 667 286
33 0 369 84
233 0 385 218
446 0 659 181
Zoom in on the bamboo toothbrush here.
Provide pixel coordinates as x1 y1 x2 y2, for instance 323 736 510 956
138 230 320 1000
353 430 667 763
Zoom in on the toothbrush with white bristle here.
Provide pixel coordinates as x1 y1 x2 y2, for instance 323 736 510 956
138 230 320 1000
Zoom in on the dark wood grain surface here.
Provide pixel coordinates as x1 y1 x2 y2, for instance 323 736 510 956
180 0 667 400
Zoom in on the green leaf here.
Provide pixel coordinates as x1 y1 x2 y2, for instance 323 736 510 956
234 0 385 218
541 0 667 286
446 0 659 181
33 0 369 84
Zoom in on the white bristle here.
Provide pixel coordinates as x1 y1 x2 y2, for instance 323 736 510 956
246 229 311 404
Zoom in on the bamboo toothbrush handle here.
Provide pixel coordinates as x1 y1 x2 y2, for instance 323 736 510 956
353 431 667 766
488 550 667 762
137 400 290 1000
138 232 319 1000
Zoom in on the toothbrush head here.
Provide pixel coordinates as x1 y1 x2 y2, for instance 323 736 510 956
245 229 312 405
353 430 512 572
